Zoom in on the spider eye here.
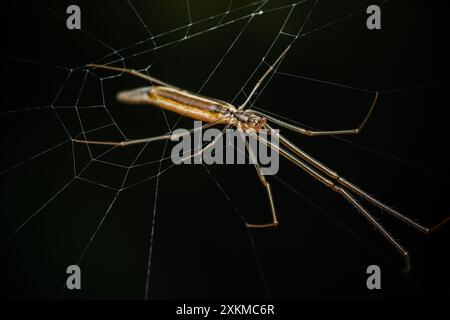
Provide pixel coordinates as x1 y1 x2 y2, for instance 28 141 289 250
259 117 267 127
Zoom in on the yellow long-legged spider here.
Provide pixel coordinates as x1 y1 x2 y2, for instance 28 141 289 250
74 45 449 272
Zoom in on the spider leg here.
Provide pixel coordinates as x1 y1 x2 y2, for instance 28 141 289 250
258 134 411 272
87 63 175 88
238 45 291 111
251 92 379 136
179 125 231 163
241 132 278 228
335 185 411 273
73 134 172 147
265 124 449 234
72 122 217 147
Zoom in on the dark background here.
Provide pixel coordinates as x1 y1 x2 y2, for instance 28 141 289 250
1 0 449 299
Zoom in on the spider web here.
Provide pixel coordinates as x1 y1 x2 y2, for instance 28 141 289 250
1 0 450 299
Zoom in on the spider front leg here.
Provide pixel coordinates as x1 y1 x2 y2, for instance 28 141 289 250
272 140 412 272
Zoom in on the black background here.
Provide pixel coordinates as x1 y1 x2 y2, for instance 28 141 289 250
1 0 450 300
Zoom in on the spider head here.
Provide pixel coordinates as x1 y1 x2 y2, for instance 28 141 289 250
235 112 266 131
248 114 267 130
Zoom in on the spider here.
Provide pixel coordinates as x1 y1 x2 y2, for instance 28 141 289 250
74 45 449 272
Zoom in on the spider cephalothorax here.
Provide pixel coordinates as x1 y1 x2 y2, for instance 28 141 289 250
232 111 267 131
